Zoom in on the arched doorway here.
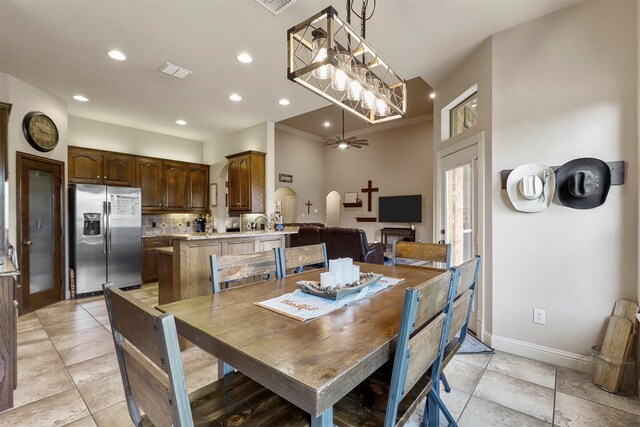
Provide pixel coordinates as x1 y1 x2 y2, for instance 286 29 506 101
275 187 297 223
325 191 341 227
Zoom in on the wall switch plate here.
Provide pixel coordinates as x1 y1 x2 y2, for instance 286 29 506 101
533 308 545 325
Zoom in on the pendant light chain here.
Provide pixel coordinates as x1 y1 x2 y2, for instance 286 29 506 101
348 0 376 38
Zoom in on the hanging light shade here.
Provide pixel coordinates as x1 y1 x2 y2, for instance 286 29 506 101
287 6 407 124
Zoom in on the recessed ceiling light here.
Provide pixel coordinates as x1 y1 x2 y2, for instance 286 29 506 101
175 119 187 126
73 95 89 102
429 92 436 99
323 121 331 127
278 99 290 106
237 53 253 64
229 94 242 102
107 50 127 61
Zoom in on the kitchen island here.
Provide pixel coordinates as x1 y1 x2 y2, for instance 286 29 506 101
158 230 295 306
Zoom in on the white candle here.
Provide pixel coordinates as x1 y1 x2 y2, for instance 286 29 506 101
352 265 360 283
320 272 336 289
328 259 344 287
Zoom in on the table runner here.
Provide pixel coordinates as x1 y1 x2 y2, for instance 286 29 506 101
255 276 404 322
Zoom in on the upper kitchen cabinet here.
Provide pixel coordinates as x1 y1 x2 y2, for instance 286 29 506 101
163 161 188 211
226 151 265 213
188 164 209 213
68 147 102 184
102 152 135 186
136 157 164 212
69 147 135 186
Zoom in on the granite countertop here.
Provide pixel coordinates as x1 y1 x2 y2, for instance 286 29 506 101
0 257 19 277
168 230 296 241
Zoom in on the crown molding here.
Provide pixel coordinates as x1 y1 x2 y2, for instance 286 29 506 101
274 123 324 142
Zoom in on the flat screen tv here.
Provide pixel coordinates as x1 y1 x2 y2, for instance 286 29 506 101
378 195 422 223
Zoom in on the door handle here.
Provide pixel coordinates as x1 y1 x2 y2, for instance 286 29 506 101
107 202 112 253
22 241 32 246
103 201 108 254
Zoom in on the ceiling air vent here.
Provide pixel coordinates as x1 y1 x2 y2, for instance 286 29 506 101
158 63 192 80
255 0 298 15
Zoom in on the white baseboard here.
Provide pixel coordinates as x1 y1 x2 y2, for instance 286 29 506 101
486 333 592 373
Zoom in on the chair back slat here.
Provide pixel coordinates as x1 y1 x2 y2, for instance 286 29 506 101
393 242 451 269
210 249 278 293
413 270 453 330
456 256 480 296
121 340 174 427
109 287 165 369
282 243 327 270
447 290 473 342
403 313 446 395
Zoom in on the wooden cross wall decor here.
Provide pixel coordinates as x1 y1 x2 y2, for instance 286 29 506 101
305 200 313 214
361 180 379 212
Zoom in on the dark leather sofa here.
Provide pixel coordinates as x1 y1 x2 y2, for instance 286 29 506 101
290 226 385 265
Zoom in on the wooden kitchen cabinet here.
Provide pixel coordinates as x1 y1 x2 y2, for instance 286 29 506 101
136 157 164 212
69 146 209 214
102 152 135 186
226 150 265 213
163 161 188 211
68 147 102 184
143 237 171 282
188 164 209 212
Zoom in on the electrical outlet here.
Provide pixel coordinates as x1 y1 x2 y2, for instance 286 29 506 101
533 308 545 325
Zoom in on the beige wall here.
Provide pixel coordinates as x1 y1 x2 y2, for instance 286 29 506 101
274 127 325 224
323 119 434 243
68 116 203 163
203 122 276 231
2 73 68 249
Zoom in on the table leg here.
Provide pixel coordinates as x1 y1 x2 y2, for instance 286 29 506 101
217 362 234 378
310 406 333 427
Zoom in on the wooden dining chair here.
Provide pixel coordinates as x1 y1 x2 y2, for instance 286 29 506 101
392 241 452 270
438 256 482 394
209 248 279 294
102 283 309 427
276 243 328 278
333 268 461 427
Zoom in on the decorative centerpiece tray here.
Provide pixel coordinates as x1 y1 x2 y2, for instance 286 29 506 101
296 273 383 300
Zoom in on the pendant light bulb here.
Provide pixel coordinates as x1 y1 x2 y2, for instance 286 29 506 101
311 30 334 80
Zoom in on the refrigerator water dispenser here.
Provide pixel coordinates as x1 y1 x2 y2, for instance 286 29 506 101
83 213 101 236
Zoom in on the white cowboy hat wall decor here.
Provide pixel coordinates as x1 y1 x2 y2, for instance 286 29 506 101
555 157 611 209
506 163 556 213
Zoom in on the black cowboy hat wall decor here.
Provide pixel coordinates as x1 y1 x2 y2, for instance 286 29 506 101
555 157 611 209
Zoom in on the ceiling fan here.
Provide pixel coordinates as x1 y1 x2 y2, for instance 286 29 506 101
321 110 369 149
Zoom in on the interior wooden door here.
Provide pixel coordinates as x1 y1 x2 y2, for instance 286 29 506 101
164 161 188 211
136 157 163 212
17 153 64 314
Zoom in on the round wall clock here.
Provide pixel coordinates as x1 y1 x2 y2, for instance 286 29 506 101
22 111 59 152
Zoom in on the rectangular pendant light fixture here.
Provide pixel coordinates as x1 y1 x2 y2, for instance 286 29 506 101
287 6 407 124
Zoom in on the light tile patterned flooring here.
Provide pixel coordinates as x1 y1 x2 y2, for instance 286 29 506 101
0 282 638 426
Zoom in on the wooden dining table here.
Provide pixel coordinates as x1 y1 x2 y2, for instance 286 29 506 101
157 262 443 426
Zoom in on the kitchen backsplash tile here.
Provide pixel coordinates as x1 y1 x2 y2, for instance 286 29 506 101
143 214 201 236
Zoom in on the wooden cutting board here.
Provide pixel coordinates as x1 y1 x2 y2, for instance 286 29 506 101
612 299 638 358
593 315 633 392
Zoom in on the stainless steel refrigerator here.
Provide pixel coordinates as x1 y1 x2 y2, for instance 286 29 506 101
69 184 142 296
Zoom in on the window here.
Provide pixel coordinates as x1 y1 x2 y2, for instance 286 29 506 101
450 92 478 137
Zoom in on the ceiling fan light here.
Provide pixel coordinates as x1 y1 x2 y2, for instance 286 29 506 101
338 142 349 149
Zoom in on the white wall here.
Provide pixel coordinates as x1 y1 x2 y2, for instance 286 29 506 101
323 119 434 243
68 116 203 163
491 1 637 363
203 122 275 231
274 126 325 224
433 38 494 332
1 73 68 249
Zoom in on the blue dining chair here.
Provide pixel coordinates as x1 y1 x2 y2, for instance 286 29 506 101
333 268 460 427
275 243 328 278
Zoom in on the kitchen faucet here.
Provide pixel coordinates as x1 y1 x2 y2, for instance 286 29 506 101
252 215 269 230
